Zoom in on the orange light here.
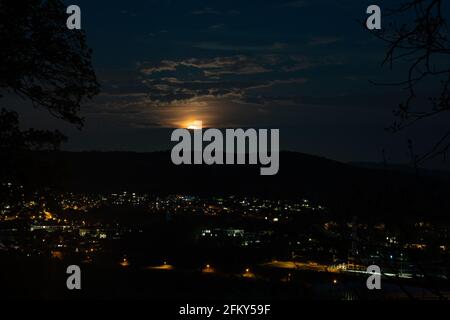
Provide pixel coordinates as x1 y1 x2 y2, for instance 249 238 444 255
147 263 174 271
202 264 214 273
43 210 53 220
120 258 129 267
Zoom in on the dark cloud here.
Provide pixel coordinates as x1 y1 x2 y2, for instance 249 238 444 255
307 36 341 46
190 7 240 16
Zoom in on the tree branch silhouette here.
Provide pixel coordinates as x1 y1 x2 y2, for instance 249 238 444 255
0 0 99 151
369 0 450 166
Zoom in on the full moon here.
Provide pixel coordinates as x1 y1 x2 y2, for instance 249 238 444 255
185 120 203 130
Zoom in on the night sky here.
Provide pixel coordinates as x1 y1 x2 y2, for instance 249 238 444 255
9 0 450 167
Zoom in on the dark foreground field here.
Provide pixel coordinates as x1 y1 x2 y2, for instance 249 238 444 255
2 254 448 300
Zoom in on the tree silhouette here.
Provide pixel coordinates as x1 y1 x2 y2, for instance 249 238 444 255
0 0 99 151
370 0 450 165
0 108 67 150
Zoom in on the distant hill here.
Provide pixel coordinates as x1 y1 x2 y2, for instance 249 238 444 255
350 162 450 180
3 150 450 220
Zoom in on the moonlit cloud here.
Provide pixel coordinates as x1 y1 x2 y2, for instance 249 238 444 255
135 54 342 110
